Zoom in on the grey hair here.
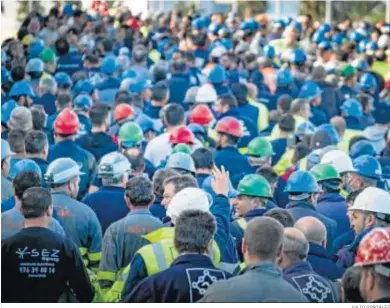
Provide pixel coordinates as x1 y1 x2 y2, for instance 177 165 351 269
163 174 198 194
283 227 309 262
295 216 327 246
361 176 378 188
174 210 216 254
125 176 154 207
39 76 57 94
152 168 179 197
102 174 126 186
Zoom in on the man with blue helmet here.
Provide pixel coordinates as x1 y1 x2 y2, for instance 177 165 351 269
340 98 364 131
55 38 82 76
298 81 327 126
96 56 121 105
288 48 307 90
54 72 73 96
9 81 36 108
274 69 299 103
73 94 93 138
26 58 45 94
34 76 57 115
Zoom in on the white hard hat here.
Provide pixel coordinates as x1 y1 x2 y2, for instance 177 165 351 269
349 187 390 217
166 187 210 224
378 34 390 49
195 84 217 104
98 152 131 178
210 46 227 58
321 150 356 174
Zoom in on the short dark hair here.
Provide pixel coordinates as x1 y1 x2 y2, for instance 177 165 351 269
174 210 216 254
10 66 25 82
231 83 248 106
171 59 187 73
264 208 295 228
152 65 168 83
13 171 42 200
277 95 293 113
152 81 169 102
125 151 145 174
191 148 214 170
56 94 73 109
346 189 363 204
152 168 179 197
164 103 185 126
163 174 198 194
256 166 278 185
30 105 47 131
84 52 100 65
55 38 70 55
102 38 113 53
279 113 295 133
218 94 238 109
25 130 48 155
8 129 26 154
341 267 363 303
125 176 154 206
21 187 52 219
291 98 309 114
89 103 111 127
292 142 311 165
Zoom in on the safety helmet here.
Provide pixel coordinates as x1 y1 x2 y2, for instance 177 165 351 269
340 98 363 118
196 84 218 104
296 121 316 139
166 187 210 224
28 39 45 59
263 45 275 59
45 158 84 184
192 18 205 30
310 163 341 183
189 104 214 125
315 124 340 145
332 33 344 46
349 31 365 42
169 126 195 145
359 73 378 91
74 94 93 111
208 64 227 84
353 155 382 180
272 19 286 29
135 114 156 133
312 30 326 44
365 41 378 54
208 23 221 35
98 152 131 178
73 80 95 96
299 81 322 99
114 103 135 123
9 81 36 98
285 170 322 194
188 123 207 141
26 58 44 74
352 59 369 72
215 117 243 138
247 137 273 158
319 23 331 33
277 69 293 87
118 122 144 148
321 150 355 174
318 40 333 51
1 100 17 126
350 140 376 160
9 159 42 181
166 152 196 173
54 108 79 135
39 48 56 63
55 72 73 88
357 39 368 53
289 48 307 65
350 187 390 218
355 227 390 275
101 56 118 74
172 143 192 155
340 64 357 77
237 174 272 198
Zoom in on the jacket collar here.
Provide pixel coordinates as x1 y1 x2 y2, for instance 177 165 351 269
348 227 374 252
245 208 268 219
242 262 282 278
309 242 334 260
283 261 313 276
172 254 214 267
286 200 316 211
127 208 152 216
317 192 345 203
219 145 239 153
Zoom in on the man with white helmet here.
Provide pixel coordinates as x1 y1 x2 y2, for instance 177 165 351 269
337 187 390 270
195 83 218 107
45 157 102 273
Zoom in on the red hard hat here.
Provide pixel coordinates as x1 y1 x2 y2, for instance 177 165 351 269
169 126 195 145
114 104 135 123
189 104 214 125
54 108 79 135
355 227 390 269
215 116 243 138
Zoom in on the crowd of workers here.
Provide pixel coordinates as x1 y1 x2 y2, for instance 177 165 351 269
1 0 390 303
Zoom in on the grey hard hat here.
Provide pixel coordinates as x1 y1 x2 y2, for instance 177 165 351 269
45 158 84 184
1 139 14 160
98 152 131 178
184 86 200 104
166 152 196 173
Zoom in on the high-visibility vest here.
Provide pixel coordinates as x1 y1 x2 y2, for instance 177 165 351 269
268 115 306 141
273 148 294 175
247 97 270 132
236 218 248 231
338 129 362 154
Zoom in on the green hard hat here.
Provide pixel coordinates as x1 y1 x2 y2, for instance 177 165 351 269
237 174 273 198
247 137 273 158
118 122 144 148
340 64 357 77
310 163 341 182
39 48 56 63
172 143 192 155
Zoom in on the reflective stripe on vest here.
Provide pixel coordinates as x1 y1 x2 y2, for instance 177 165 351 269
236 218 248 230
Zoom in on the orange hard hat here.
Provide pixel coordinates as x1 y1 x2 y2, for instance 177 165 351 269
114 104 135 123
215 116 243 138
169 126 195 145
189 104 214 125
54 108 79 135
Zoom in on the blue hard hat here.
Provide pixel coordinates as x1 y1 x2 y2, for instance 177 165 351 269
299 81 322 99
285 170 322 194
63 3 73 15
283 17 293 26
188 123 206 136
73 80 95 96
129 79 152 94
318 40 333 51
359 73 378 90
101 56 118 74
135 114 156 133
291 21 302 33
272 19 286 29
365 41 378 52
240 19 259 32
353 155 382 179
55 72 73 88
289 48 307 64
296 121 316 139
277 69 293 87
26 58 44 73
352 58 369 72
1 66 10 84
28 39 45 59
357 39 368 53
350 140 376 160
9 159 42 180
208 23 221 35
200 16 211 28
9 81 36 98
74 94 93 110
192 18 205 30
315 124 340 145
332 33 344 46
319 23 331 33
221 38 233 51
208 64 226 84
373 102 390 124
312 30 326 44
349 31 364 42
166 45 179 61
122 69 137 80
340 98 363 118
263 45 275 59
1 100 17 125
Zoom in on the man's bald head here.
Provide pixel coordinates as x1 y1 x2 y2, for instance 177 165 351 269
331 116 346 139
295 216 327 246
282 227 309 264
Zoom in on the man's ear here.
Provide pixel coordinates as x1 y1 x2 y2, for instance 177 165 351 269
241 238 247 256
46 204 53 217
